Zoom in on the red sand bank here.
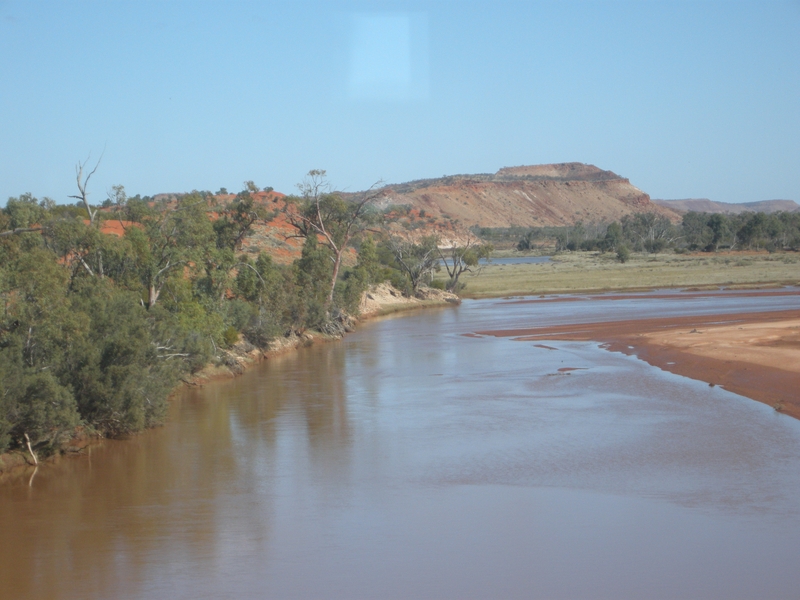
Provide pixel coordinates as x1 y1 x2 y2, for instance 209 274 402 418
479 309 800 420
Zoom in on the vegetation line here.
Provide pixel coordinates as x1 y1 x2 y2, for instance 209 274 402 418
0 172 478 464
3 168 798 466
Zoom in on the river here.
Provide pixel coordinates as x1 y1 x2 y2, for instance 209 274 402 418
2 290 800 599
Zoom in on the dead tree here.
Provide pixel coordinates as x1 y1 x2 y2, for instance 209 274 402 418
69 154 102 226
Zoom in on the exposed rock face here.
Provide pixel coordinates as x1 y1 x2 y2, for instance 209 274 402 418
372 163 679 228
652 198 800 214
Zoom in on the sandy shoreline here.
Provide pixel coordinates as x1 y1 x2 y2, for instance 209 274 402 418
479 308 800 420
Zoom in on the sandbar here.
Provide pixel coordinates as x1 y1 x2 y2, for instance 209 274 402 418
478 309 800 419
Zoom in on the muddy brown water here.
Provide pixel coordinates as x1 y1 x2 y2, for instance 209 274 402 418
2 290 800 599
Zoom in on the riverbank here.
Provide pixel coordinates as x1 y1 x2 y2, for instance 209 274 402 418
0 283 460 479
186 283 460 385
478 304 800 420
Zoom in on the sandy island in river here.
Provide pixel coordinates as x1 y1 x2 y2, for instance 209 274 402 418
478 307 800 420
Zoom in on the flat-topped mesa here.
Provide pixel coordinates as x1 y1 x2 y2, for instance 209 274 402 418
373 162 677 229
494 162 622 182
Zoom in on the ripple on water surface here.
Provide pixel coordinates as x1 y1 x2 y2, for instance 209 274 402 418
2 293 800 599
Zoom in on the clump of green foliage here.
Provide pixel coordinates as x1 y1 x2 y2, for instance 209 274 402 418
502 210 800 255
0 180 380 456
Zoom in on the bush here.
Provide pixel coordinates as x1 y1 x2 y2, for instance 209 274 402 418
243 309 279 348
389 271 412 296
226 299 255 331
222 326 240 347
448 280 466 293
338 266 369 315
644 239 667 254
516 231 534 251
616 246 630 263
580 239 599 251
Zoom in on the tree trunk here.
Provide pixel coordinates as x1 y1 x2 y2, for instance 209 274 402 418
326 251 343 313
148 285 160 309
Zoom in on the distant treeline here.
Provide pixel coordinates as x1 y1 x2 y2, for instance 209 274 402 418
476 211 800 255
1 178 450 457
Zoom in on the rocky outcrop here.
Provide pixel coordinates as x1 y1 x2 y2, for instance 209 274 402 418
359 283 460 318
372 163 679 228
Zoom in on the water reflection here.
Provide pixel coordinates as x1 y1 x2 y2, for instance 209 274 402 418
2 293 800 599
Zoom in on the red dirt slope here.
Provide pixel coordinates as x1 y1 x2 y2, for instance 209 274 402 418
370 163 679 228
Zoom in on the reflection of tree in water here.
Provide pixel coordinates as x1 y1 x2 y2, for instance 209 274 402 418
250 343 353 480
0 342 356 598
0 384 271 599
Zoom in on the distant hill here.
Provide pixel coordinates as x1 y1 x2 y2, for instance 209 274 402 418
652 198 799 214
140 164 683 261
366 163 679 229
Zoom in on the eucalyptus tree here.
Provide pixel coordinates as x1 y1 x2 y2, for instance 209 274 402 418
438 234 492 292
213 185 271 252
284 170 382 313
127 193 215 309
387 235 440 294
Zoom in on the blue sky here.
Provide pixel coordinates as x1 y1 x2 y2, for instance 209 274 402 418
2 0 798 205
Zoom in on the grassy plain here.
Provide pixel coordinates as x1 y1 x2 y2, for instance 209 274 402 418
453 251 800 298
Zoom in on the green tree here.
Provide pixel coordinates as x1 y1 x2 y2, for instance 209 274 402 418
214 186 269 251
294 234 334 328
0 246 83 453
736 212 767 250
438 235 492 292
387 235 440 294
4 193 47 229
285 170 381 314
707 213 729 251
337 235 383 314
602 221 624 252
128 193 215 308
65 281 177 434
681 212 712 250
354 235 382 285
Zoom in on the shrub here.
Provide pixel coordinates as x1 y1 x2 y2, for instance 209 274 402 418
389 271 412 296
222 326 240 347
616 246 630 263
243 309 279 348
644 239 667 254
580 239 599 251
226 299 255 331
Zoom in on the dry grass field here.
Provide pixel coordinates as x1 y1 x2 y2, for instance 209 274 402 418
453 251 800 298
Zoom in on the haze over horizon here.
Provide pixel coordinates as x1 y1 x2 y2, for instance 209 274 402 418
2 0 798 205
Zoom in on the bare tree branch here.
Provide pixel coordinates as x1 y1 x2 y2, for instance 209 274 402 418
68 152 103 226
0 227 43 237
284 171 384 312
